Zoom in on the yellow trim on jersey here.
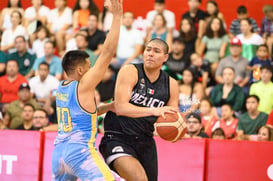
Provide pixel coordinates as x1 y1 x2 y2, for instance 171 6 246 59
88 114 115 180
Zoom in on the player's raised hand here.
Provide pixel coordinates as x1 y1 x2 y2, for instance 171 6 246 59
104 0 123 16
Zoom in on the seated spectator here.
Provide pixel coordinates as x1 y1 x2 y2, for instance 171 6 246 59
33 108 58 131
47 0 72 55
147 13 172 50
184 112 209 138
113 11 144 69
200 98 218 137
212 104 238 139
211 67 244 115
96 65 115 102
197 17 228 76
0 0 24 31
215 38 250 88
179 68 204 113
249 65 273 114
32 26 50 58
75 31 97 67
1 10 27 53
2 83 40 129
205 0 226 26
29 62 59 106
211 128 226 140
190 53 214 88
237 18 264 61
248 44 271 84
0 49 7 75
257 125 273 141
229 5 259 38
16 103 35 130
32 41 63 80
43 91 57 125
261 5 273 60
163 37 189 80
0 60 27 105
182 0 207 39
87 14 106 55
267 110 273 127
179 17 198 58
237 95 268 136
98 6 113 33
72 0 99 32
7 36 36 79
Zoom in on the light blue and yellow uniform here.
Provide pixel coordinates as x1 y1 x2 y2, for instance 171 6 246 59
52 81 115 181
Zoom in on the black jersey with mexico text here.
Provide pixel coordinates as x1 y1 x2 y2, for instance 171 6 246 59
104 63 170 137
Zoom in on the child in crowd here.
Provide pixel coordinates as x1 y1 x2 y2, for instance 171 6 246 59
32 26 50 58
248 44 271 84
211 128 226 140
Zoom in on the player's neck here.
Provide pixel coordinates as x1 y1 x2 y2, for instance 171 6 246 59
144 66 161 83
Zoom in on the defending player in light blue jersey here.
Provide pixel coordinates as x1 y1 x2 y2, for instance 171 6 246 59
51 0 123 180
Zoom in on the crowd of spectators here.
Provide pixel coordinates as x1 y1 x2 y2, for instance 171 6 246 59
0 0 273 142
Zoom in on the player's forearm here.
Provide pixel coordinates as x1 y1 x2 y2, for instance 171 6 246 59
97 102 114 115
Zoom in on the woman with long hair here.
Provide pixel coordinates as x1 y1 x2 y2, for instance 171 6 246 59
205 0 226 26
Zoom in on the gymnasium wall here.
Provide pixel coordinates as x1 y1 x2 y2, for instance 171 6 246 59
0 0 272 30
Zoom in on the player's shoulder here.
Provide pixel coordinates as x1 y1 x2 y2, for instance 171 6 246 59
119 64 138 74
169 76 179 88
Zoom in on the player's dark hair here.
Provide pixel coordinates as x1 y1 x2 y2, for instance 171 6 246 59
147 38 169 54
237 5 247 14
246 95 260 103
62 50 90 75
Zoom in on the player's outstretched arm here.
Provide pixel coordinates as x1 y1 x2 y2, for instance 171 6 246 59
167 77 179 110
80 0 123 90
115 65 177 118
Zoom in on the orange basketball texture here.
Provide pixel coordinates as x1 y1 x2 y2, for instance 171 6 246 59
155 112 187 142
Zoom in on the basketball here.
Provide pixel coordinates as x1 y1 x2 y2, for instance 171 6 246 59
155 112 187 142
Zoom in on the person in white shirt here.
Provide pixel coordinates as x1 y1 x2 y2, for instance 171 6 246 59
47 0 72 55
29 62 59 106
24 0 50 26
1 10 27 53
32 26 50 58
113 11 144 70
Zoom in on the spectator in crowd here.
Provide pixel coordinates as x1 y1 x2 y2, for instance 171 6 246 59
96 65 115 102
1 10 27 53
197 17 228 76
0 0 24 31
32 41 63 80
190 53 214 88
211 128 226 139
163 37 189 80
87 14 106 55
2 83 40 129
215 38 250 88
257 125 273 141
248 44 271 84
113 11 143 69
200 98 218 137
237 95 268 136
211 67 245 115
33 108 57 131
179 68 204 113
0 48 7 75
261 5 273 60
7 36 36 78
72 0 99 32
147 13 172 50
185 112 209 138
98 6 113 32
145 0 175 34
32 26 50 58
16 103 35 130
29 62 59 106
212 104 238 139
229 5 259 38
43 90 57 125
249 65 273 114
182 0 207 40
179 17 198 61
47 0 72 55
205 0 226 26
267 110 273 127
24 0 50 27
75 31 97 67
0 60 27 106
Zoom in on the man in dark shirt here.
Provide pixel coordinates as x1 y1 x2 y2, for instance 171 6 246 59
185 112 209 138
87 14 106 56
16 103 35 131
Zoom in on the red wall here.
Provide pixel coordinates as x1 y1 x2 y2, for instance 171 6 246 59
0 0 271 30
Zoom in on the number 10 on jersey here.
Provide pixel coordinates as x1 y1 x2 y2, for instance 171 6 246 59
57 107 73 132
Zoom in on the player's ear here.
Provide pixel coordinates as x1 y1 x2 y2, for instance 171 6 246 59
163 53 169 63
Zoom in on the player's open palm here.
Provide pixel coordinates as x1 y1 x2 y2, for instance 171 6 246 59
105 0 123 16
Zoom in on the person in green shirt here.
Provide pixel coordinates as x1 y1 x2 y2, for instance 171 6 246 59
237 95 268 135
249 65 273 114
0 51 7 76
7 36 36 79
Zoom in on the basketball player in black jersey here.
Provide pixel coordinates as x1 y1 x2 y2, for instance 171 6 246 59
99 38 179 181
